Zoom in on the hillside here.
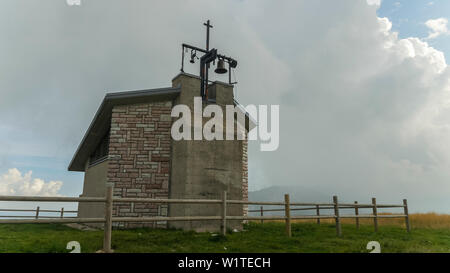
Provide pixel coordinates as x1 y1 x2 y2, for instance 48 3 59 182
249 185 330 203
248 185 331 216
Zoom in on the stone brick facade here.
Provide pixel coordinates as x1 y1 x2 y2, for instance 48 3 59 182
107 101 172 228
242 138 248 217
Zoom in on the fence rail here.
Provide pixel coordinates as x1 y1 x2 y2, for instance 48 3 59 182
248 198 410 235
0 184 411 253
0 207 78 220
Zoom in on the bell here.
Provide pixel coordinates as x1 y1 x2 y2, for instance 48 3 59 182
214 59 228 74
190 50 196 64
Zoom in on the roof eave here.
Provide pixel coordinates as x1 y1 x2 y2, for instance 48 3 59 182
68 87 180 172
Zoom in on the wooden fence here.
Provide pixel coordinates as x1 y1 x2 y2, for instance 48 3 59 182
248 197 411 235
0 207 77 219
0 184 411 252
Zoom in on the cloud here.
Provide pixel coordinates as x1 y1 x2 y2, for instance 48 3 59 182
425 18 449 39
0 0 450 213
0 168 63 196
235 0 450 212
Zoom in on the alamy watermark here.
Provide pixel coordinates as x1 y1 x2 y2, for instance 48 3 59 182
171 97 279 151
66 0 81 6
367 241 381 253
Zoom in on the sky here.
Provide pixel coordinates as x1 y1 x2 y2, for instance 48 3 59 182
1 0 450 213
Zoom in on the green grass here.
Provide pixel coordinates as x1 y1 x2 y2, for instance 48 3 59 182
0 222 449 253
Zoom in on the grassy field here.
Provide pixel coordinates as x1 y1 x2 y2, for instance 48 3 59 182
0 213 449 253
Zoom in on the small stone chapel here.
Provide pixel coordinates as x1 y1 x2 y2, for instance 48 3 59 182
68 21 250 231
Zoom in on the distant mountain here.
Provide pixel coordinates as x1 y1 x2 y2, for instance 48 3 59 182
249 185 330 203
248 185 332 216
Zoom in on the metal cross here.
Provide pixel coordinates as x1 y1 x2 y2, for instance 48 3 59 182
204 20 213 51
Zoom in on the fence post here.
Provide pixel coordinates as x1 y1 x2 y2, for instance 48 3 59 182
372 197 378 232
403 199 411 233
60 207 64 218
260 206 264 224
333 196 342 236
316 205 320 224
284 194 291 237
221 191 227 236
103 183 113 253
35 206 40 219
354 201 359 229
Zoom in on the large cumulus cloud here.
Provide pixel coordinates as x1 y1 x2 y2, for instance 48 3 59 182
241 0 450 212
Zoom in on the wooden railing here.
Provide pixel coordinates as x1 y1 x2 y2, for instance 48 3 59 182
248 197 411 235
0 207 77 219
0 184 411 252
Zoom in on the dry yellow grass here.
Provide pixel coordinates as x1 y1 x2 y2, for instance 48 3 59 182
264 213 450 229
406 213 450 229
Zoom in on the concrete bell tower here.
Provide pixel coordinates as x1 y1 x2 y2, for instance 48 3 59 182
168 72 248 231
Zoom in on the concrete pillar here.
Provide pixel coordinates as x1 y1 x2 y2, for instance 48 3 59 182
168 73 246 232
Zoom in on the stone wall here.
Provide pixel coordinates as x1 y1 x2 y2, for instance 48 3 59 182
107 101 172 228
242 138 248 216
